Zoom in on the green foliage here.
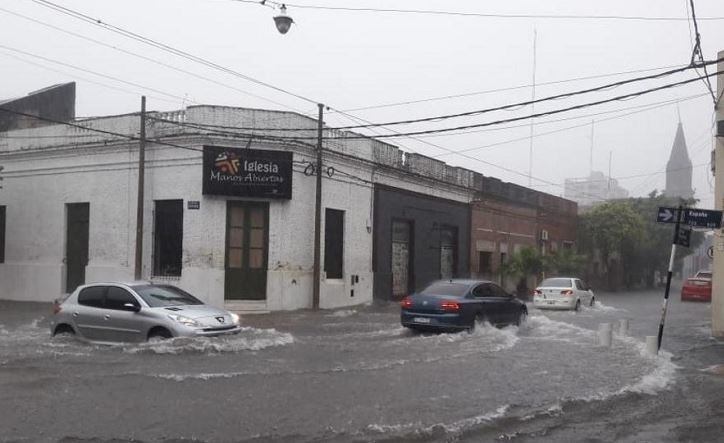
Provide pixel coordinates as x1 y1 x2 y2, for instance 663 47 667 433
544 248 587 276
500 246 544 281
577 191 703 289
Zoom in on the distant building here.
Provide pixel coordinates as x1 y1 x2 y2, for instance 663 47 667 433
564 171 629 208
664 122 694 200
0 82 75 132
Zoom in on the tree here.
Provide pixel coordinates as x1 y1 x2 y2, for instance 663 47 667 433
627 191 703 287
544 248 587 276
500 246 545 296
578 201 645 290
577 192 704 290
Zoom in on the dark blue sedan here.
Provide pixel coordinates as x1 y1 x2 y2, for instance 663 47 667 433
400 279 527 332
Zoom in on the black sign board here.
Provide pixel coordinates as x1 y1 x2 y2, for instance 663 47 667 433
675 225 691 248
202 146 292 199
656 207 678 223
656 206 723 229
683 208 723 229
187 201 200 210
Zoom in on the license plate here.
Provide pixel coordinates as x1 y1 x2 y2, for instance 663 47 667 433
547 301 555 304
413 317 431 324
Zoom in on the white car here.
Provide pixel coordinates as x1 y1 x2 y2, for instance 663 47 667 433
533 277 595 311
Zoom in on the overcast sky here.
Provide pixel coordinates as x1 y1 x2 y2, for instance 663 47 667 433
2 0 723 207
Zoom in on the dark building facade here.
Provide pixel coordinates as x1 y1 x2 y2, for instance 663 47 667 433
373 184 471 301
0 82 75 132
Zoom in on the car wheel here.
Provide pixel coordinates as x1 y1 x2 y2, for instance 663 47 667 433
470 313 486 332
53 324 75 337
515 308 527 326
147 328 172 342
589 296 595 307
574 300 581 312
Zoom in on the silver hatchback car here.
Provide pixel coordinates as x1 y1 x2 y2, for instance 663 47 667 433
50 282 242 342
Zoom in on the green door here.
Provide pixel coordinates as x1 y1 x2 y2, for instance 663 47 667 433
225 201 269 300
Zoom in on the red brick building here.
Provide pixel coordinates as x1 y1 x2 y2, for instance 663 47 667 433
470 177 577 292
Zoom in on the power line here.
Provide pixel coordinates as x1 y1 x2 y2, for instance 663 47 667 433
1 104 611 202
0 44 196 104
329 59 723 131
189 70 717 141
335 64 687 113
0 51 183 105
0 106 202 153
329 71 723 139
0 5 310 115
431 94 708 157
232 0 724 22
31 0 320 106
13 0 686 119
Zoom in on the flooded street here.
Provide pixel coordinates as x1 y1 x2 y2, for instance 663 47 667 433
1 287 722 442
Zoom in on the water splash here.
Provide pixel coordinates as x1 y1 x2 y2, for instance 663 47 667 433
124 327 294 355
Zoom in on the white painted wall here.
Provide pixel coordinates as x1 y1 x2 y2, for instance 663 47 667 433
0 105 474 311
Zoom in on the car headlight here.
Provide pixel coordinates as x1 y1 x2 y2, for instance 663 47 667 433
167 314 201 328
230 313 240 325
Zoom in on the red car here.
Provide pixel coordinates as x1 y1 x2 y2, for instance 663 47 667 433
681 271 712 302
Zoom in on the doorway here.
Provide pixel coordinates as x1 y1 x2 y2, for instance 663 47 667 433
65 203 89 293
225 201 269 300
391 220 412 298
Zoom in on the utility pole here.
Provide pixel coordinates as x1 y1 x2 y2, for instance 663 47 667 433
589 120 594 175
528 28 537 187
312 103 324 309
134 96 146 281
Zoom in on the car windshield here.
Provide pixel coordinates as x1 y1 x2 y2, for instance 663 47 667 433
134 285 204 307
695 272 712 279
540 278 573 288
420 282 470 297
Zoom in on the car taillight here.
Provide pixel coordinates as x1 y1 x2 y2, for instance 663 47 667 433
53 303 62 314
533 289 543 296
440 300 460 312
400 296 413 309
561 290 574 296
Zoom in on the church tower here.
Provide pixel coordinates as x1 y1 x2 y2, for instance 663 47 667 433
664 122 694 200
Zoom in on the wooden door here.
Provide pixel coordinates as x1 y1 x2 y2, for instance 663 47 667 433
225 202 268 300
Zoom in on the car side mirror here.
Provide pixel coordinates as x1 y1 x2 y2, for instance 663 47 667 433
123 303 141 312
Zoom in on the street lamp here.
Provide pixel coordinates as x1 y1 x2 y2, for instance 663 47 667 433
273 4 294 34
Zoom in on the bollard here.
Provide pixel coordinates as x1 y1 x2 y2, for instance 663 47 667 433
618 319 629 336
646 336 658 356
598 323 612 347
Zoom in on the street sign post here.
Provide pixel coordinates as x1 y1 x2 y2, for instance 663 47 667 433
656 205 685 353
653 204 723 353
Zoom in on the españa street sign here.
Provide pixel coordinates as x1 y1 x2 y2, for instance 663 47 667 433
684 208 723 229
656 207 723 229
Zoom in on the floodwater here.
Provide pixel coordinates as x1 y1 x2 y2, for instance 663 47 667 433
0 287 721 442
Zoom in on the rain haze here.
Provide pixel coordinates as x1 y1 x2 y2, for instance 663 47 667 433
2 0 723 206
2 2 724 442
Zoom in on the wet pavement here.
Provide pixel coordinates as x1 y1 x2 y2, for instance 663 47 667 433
0 284 722 442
